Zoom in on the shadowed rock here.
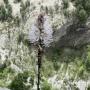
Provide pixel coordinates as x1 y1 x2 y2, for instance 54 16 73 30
0 63 6 70
53 22 90 48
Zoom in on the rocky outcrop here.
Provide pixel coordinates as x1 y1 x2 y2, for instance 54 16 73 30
53 22 90 48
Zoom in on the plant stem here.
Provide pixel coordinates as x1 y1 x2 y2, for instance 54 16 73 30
37 44 43 90
37 14 44 90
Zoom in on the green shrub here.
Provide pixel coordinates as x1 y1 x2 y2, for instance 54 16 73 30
20 1 30 21
63 0 69 9
75 0 85 6
0 5 6 21
54 2 59 13
0 4 12 22
42 60 54 77
3 0 9 4
45 6 48 14
71 0 75 2
6 4 12 20
74 0 90 23
25 0 30 8
9 71 30 90
87 85 90 90
63 9 69 17
85 1 90 15
49 7 54 18
41 81 52 90
14 0 21 3
85 59 90 72
77 9 87 23
0 67 13 79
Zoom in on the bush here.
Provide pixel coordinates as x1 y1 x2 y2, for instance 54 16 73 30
0 4 12 22
54 2 59 13
6 4 12 20
0 5 7 21
3 0 9 4
42 60 54 77
63 0 69 9
41 81 52 90
63 9 69 17
9 71 30 90
20 1 30 21
85 1 90 15
75 0 85 6
85 59 90 72
71 0 75 2
14 0 21 3
87 85 90 90
77 9 87 23
45 6 48 14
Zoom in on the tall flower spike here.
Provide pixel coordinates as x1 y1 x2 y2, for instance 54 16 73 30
29 14 53 47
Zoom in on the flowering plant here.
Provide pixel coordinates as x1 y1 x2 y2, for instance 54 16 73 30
29 14 53 47
29 13 53 90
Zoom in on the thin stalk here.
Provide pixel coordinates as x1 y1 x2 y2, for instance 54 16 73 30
37 14 44 90
37 44 43 90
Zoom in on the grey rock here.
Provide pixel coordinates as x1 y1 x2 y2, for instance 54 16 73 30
53 22 90 48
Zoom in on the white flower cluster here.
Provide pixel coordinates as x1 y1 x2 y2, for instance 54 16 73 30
29 15 53 47
29 24 40 44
